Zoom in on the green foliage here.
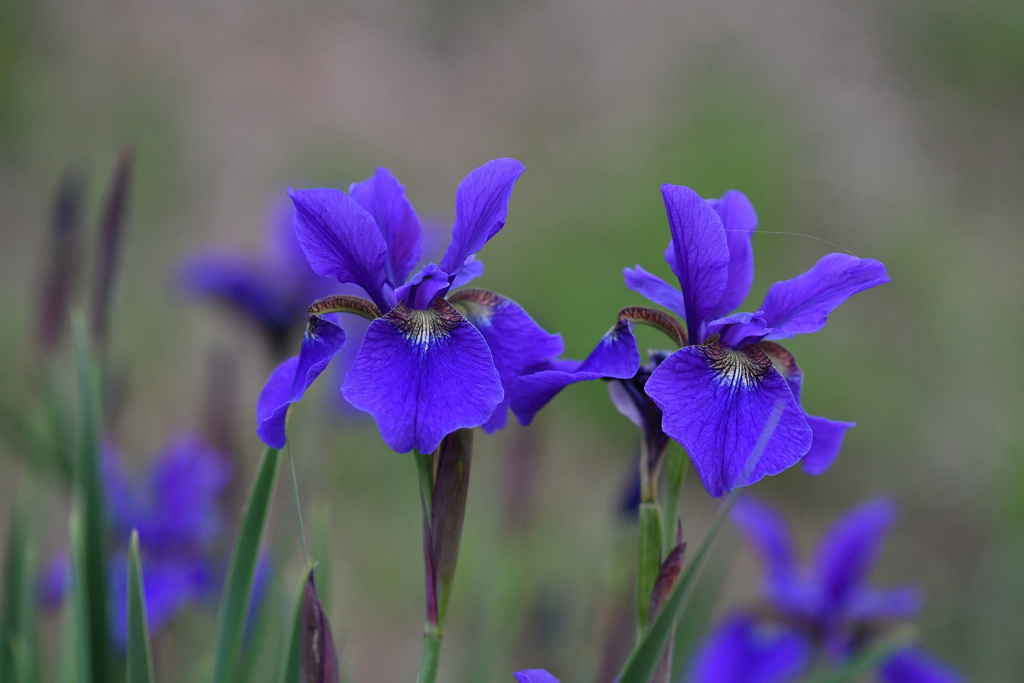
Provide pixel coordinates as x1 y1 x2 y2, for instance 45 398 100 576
617 495 737 683
210 446 282 683
1 499 40 683
71 314 113 683
126 531 156 683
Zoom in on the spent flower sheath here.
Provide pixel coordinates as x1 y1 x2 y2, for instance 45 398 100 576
512 185 890 496
256 158 563 453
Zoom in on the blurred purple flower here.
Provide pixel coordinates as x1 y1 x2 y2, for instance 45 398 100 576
732 497 921 648
179 199 336 351
41 435 231 644
687 497 962 682
513 670 560 683
257 159 563 453
687 616 809 683
631 186 889 496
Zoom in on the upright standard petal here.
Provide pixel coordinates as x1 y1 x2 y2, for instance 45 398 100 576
341 298 503 453
256 317 347 448
660 184 731 340
731 498 798 590
439 158 525 277
709 190 758 318
348 167 422 287
623 265 688 319
290 188 390 309
450 289 564 432
509 319 641 426
759 253 889 339
645 341 812 497
813 498 896 617
687 616 809 683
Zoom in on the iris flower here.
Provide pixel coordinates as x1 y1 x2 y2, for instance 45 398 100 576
512 185 888 496
629 186 888 495
256 158 563 453
41 435 231 643
686 497 962 683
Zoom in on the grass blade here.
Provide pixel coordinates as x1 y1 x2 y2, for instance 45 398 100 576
617 494 738 683
126 531 155 683
211 446 281 683
2 498 40 683
72 313 112 683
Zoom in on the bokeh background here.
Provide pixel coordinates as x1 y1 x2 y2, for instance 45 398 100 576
2 0 1022 680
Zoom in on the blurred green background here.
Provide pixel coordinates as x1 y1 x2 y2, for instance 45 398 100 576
1 0 1023 680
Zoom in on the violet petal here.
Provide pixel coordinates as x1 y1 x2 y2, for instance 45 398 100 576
439 158 525 277
452 290 564 433
760 253 889 340
687 616 809 683
709 190 758 318
623 264 689 320
660 184 731 340
256 317 347 448
509 320 640 426
341 299 503 453
880 648 965 683
514 671 561 683
290 187 390 310
348 167 423 287
813 498 896 616
645 343 811 497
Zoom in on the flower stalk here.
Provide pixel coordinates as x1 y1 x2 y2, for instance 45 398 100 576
415 428 474 683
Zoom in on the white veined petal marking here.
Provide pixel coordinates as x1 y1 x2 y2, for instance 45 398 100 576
390 299 463 348
704 340 771 388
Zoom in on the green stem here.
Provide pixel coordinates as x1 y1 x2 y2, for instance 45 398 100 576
661 446 686 552
637 502 663 631
418 627 442 683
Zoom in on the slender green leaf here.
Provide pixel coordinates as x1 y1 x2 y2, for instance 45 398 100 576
618 494 738 683
2 498 40 683
72 313 113 683
211 446 281 683
669 545 731 681
69 513 92 683
126 531 155 683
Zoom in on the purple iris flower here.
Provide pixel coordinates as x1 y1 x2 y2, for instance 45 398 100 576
686 497 962 682
256 159 564 453
629 186 889 496
512 186 887 497
41 435 231 644
180 199 336 352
